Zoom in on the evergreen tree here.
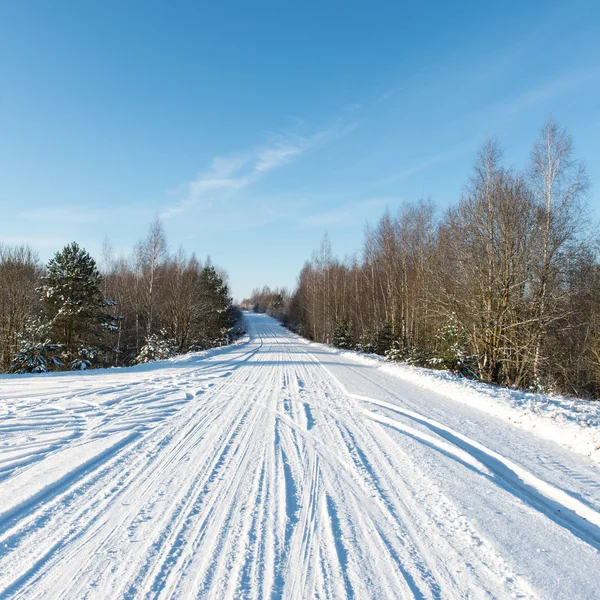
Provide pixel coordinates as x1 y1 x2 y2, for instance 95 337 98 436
333 318 354 349
10 317 62 373
372 322 394 356
430 315 474 376
135 330 177 363
267 292 285 317
386 339 406 362
40 242 118 369
405 345 433 368
198 265 233 341
71 344 99 370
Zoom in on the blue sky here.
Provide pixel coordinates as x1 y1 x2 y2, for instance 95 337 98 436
1 1 599 300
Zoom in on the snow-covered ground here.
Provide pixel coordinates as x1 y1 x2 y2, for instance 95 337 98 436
314 342 600 463
0 313 599 599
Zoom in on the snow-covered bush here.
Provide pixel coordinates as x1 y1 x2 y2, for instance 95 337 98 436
433 316 472 374
385 317 475 377
229 325 247 339
135 331 177 363
70 344 98 370
385 340 406 362
356 323 394 356
10 318 63 374
401 316 476 376
405 345 433 368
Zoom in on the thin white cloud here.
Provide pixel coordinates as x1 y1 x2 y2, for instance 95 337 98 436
161 126 346 219
255 138 307 172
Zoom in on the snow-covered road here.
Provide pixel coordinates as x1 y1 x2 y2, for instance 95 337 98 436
1 313 599 599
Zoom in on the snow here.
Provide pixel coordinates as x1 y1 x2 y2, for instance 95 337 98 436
0 313 599 598
319 344 600 462
0 431 137 525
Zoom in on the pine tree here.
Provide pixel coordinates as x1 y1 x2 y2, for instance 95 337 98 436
10 317 63 373
373 322 394 356
198 265 234 342
430 315 473 376
40 242 118 369
333 318 354 349
386 339 405 362
71 344 98 370
135 330 177 363
267 292 285 317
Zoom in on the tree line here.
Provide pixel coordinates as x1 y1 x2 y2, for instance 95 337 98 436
286 119 600 399
240 286 290 319
0 218 241 373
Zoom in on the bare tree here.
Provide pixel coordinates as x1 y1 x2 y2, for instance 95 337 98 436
137 216 168 336
0 245 42 370
528 118 590 387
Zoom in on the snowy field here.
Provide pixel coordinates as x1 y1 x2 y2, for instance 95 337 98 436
0 313 599 599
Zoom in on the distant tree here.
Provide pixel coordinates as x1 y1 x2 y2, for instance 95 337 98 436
242 286 290 318
267 292 285 315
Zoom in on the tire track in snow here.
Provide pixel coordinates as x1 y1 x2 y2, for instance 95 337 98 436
1 340 262 598
2 315 599 598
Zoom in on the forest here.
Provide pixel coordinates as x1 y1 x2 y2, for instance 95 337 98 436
268 119 600 399
0 218 240 373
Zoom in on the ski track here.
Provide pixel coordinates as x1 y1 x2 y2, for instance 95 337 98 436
0 314 599 598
